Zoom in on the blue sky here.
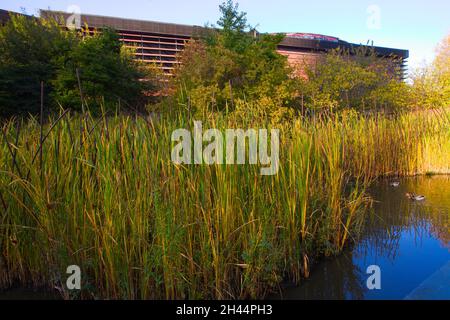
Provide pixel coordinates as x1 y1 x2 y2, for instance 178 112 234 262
2 0 449 71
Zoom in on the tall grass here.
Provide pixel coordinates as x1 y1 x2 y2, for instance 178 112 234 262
0 107 448 299
337 109 450 178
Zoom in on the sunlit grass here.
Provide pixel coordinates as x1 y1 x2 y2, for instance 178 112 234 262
0 107 448 299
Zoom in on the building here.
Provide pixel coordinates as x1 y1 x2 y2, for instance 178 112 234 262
1 9 409 79
0 9 11 26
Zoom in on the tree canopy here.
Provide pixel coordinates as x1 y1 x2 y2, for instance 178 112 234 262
172 0 294 122
0 14 156 118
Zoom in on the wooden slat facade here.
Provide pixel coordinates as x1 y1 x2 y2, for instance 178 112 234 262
1 9 409 79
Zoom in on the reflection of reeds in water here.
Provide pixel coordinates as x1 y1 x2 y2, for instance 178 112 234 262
280 249 366 300
418 176 450 249
357 201 428 261
357 176 450 260
286 176 450 300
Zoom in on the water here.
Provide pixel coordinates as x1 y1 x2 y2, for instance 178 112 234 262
280 176 450 300
0 288 61 300
1 176 449 300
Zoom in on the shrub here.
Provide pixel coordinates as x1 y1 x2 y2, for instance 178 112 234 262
0 13 157 118
171 1 296 119
173 2 412 118
51 28 154 112
410 33 450 109
0 14 73 117
297 49 410 114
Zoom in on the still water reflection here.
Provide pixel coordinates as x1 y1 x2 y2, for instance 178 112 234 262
281 176 450 300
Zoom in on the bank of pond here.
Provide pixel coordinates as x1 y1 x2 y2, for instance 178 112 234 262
0 109 449 299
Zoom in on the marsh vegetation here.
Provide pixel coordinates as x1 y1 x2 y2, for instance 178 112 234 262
0 108 448 299
0 1 449 299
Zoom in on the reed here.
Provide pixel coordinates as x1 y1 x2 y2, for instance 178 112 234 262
336 109 450 178
0 107 448 299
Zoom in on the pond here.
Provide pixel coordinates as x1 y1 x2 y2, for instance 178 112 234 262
1 176 449 300
279 175 450 300
0 288 61 300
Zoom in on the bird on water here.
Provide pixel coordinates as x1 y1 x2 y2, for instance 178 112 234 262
405 192 425 201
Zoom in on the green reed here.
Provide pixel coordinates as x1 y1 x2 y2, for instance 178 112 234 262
0 108 448 299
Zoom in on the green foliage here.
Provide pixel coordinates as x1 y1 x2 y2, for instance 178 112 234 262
411 33 450 109
410 66 446 109
0 14 156 118
51 28 152 112
0 14 73 117
216 0 250 53
173 1 413 119
172 1 295 121
297 49 410 114
1 108 449 298
434 33 450 104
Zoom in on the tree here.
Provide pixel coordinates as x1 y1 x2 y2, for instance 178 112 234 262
298 48 410 113
0 14 157 118
173 1 295 120
433 33 450 106
0 14 74 117
216 0 251 53
51 28 153 112
411 33 450 109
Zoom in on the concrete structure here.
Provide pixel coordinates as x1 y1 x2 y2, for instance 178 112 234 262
1 9 409 79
